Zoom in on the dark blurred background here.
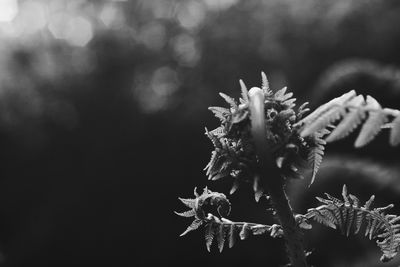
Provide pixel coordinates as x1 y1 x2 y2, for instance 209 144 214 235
0 0 400 266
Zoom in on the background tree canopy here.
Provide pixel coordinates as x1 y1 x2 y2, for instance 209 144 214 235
0 0 400 266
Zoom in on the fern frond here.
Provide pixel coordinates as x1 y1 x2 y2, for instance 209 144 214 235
299 90 357 135
203 214 283 252
298 91 400 147
178 197 196 209
261 71 272 96
177 187 285 252
219 92 238 110
239 79 249 104
231 108 249 124
205 127 221 148
252 175 264 202
208 106 231 122
274 87 293 102
239 223 251 240
364 194 375 209
180 219 203 236
282 98 297 109
325 95 366 142
306 185 400 262
204 151 217 174
307 128 329 185
217 223 227 252
296 102 310 121
228 223 237 248
354 96 388 147
205 222 216 251
176 187 231 228
205 75 313 196
306 206 337 229
174 210 196 217
303 106 345 139
204 129 240 180
229 178 240 195
209 126 225 137
390 115 400 146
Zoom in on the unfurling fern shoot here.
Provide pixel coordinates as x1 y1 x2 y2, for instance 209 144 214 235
176 72 400 267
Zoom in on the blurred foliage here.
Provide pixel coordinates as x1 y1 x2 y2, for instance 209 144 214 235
0 0 400 266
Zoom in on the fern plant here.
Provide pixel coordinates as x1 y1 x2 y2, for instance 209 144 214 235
176 72 400 266
306 184 400 262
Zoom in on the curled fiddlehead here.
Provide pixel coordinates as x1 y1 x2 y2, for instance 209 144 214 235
175 187 284 252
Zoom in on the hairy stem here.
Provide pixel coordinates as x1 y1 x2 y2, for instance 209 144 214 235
249 87 308 267
267 178 307 267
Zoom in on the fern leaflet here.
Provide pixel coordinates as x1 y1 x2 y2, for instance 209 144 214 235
390 115 400 146
307 128 329 185
261 71 273 96
208 106 231 122
296 102 310 120
354 96 388 147
325 95 366 142
306 185 400 262
297 91 400 147
239 79 249 104
299 90 356 137
219 92 238 110
204 215 283 252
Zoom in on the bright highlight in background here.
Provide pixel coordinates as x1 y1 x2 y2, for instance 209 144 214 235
49 14 94 47
0 0 18 22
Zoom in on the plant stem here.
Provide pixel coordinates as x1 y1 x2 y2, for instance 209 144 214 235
267 175 308 267
249 87 308 267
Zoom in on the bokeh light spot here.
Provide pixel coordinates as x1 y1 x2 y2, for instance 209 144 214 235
100 3 125 29
65 16 93 47
177 1 206 30
14 0 47 35
171 34 200 67
48 12 72 39
134 66 180 113
151 66 180 96
138 22 166 51
49 13 93 47
0 0 18 22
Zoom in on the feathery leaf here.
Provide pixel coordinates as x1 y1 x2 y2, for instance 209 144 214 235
326 95 366 142
178 198 196 209
299 90 356 134
239 79 249 103
219 93 238 110
261 71 272 96
205 223 216 251
175 210 196 218
201 215 283 252
208 106 231 122
308 129 329 185
306 185 400 262
299 90 400 147
181 219 203 236
217 223 227 252
389 115 400 146
354 96 388 147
